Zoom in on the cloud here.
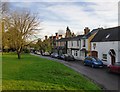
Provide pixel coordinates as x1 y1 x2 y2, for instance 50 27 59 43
36 1 118 38
45 2 117 27
4 1 119 39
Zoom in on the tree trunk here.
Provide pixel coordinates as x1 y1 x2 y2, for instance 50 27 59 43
17 47 22 59
17 51 21 59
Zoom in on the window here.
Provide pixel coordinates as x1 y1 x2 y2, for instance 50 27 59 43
102 54 107 61
76 51 78 56
74 50 78 56
93 43 96 49
77 41 79 46
83 40 86 47
106 34 110 39
71 41 73 47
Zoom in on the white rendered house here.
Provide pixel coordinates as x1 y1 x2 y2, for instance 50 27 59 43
91 26 120 65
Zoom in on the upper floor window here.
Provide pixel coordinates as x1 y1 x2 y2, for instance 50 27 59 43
83 39 86 47
71 41 73 47
77 41 79 46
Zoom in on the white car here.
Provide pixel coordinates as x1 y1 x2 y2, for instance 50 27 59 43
42 52 50 56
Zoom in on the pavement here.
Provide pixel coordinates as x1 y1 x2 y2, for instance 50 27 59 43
31 53 120 91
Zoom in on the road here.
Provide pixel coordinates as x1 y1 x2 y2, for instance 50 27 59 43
32 53 120 91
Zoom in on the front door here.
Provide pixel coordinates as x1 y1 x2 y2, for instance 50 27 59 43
91 51 98 57
109 49 116 65
111 56 115 65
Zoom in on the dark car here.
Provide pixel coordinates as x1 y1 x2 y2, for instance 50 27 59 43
84 56 103 68
107 62 120 74
57 54 63 59
62 54 75 61
51 53 59 58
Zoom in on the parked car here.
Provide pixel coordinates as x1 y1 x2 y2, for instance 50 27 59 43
36 51 41 55
62 54 75 61
107 62 120 74
84 56 103 68
51 53 59 58
57 54 64 59
42 52 50 56
34 50 37 54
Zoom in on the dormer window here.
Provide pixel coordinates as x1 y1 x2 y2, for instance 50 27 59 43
106 34 110 39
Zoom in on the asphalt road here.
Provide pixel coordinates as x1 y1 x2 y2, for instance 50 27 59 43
32 53 120 91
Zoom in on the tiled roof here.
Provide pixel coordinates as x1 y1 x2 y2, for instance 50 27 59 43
91 26 120 42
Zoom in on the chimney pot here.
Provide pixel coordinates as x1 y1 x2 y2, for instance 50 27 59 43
84 27 90 35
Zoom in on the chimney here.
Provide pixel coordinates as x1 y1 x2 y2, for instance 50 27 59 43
45 36 47 40
84 27 90 35
72 32 75 37
55 33 59 39
59 35 62 39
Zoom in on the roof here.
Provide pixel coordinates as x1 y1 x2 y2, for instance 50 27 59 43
91 26 120 42
56 35 84 42
56 37 71 42
69 35 84 41
82 28 101 39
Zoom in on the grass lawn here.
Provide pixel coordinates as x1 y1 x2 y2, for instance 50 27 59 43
2 53 101 91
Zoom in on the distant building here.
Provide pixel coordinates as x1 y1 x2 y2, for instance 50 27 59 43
55 37 71 55
67 35 84 60
49 33 63 53
65 26 76 37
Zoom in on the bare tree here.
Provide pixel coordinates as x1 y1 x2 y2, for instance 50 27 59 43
1 2 9 14
1 2 11 52
5 10 40 59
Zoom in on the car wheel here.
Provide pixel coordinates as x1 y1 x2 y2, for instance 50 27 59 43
64 58 67 61
84 62 86 66
91 64 95 68
108 68 111 73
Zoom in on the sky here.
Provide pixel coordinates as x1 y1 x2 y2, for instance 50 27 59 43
2 0 119 40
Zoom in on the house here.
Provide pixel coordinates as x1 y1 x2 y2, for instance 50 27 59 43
80 27 100 60
49 33 63 53
91 26 120 65
67 35 84 60
55 37 71 55
54 26 75 55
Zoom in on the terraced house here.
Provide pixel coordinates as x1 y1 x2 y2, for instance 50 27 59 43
67 35 84 60
80 27 100 60
91 26 120 65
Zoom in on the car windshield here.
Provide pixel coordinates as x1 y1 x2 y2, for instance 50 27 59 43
114 62 120 66
92 57 100 62
64 54 68 56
